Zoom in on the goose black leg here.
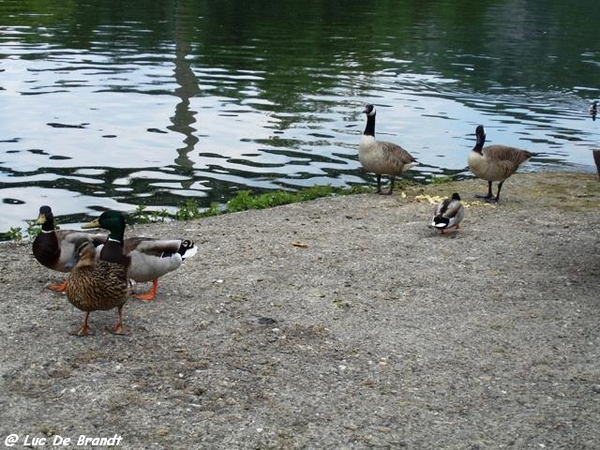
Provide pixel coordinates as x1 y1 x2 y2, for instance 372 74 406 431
494 180 505 203
476 180 497 202
384 175 395 195
375 174 382 194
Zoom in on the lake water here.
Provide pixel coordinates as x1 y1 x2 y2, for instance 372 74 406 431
1 0 599 236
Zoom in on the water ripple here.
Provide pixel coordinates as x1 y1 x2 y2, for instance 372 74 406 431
1 1 599 235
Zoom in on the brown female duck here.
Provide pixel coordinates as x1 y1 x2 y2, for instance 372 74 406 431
65 240 129 336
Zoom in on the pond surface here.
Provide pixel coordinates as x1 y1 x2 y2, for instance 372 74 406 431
1 0 599 235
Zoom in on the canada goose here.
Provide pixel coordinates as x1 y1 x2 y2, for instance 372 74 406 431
590 100 597 121
468 125 533 202
429 193 465 234
359 104 417 195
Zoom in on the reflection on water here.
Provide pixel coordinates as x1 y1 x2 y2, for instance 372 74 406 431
1 0 599 235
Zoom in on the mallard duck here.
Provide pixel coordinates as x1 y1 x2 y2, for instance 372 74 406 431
468 125 533 202
32 205 108 292
65 241 129 336
429 193 465 234
82 210 198 301
359 104 417 195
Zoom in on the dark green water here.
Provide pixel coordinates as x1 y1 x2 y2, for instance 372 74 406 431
1 0 599 233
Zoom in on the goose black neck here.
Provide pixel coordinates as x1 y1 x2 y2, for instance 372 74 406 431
473 135 485 154
363 114 376 137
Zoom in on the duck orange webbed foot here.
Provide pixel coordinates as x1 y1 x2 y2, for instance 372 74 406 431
69 312 93 336
133 279 158 302
106 324 130 336
69 326 93 337
48 279 68 292
444 225 460 234
106 306 129 335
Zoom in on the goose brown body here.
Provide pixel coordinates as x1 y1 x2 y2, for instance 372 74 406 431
468 144 531 182
359 137 415 176
468 125 533 202
65 241 129 336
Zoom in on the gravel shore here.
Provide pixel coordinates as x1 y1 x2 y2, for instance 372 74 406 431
1 172 599 449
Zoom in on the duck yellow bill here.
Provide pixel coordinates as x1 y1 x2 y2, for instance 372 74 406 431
81 218 101 229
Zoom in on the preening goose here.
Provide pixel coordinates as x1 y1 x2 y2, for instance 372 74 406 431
429 193 465 234
468 125 533 202
359 104 417 195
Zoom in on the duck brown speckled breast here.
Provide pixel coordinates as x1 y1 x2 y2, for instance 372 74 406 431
65 241 129 336
66 259 128 313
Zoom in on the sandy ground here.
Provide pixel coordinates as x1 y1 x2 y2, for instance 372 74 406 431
0 172 599 450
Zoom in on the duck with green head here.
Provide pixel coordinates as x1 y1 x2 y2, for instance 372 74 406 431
82 210 198 301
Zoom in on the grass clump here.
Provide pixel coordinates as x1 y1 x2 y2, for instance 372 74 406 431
1 220 41 241
2 184 369 241
226 184 369 213
130 205 170 224
4 226 24 241
429 175 454 185
227 190 297 212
